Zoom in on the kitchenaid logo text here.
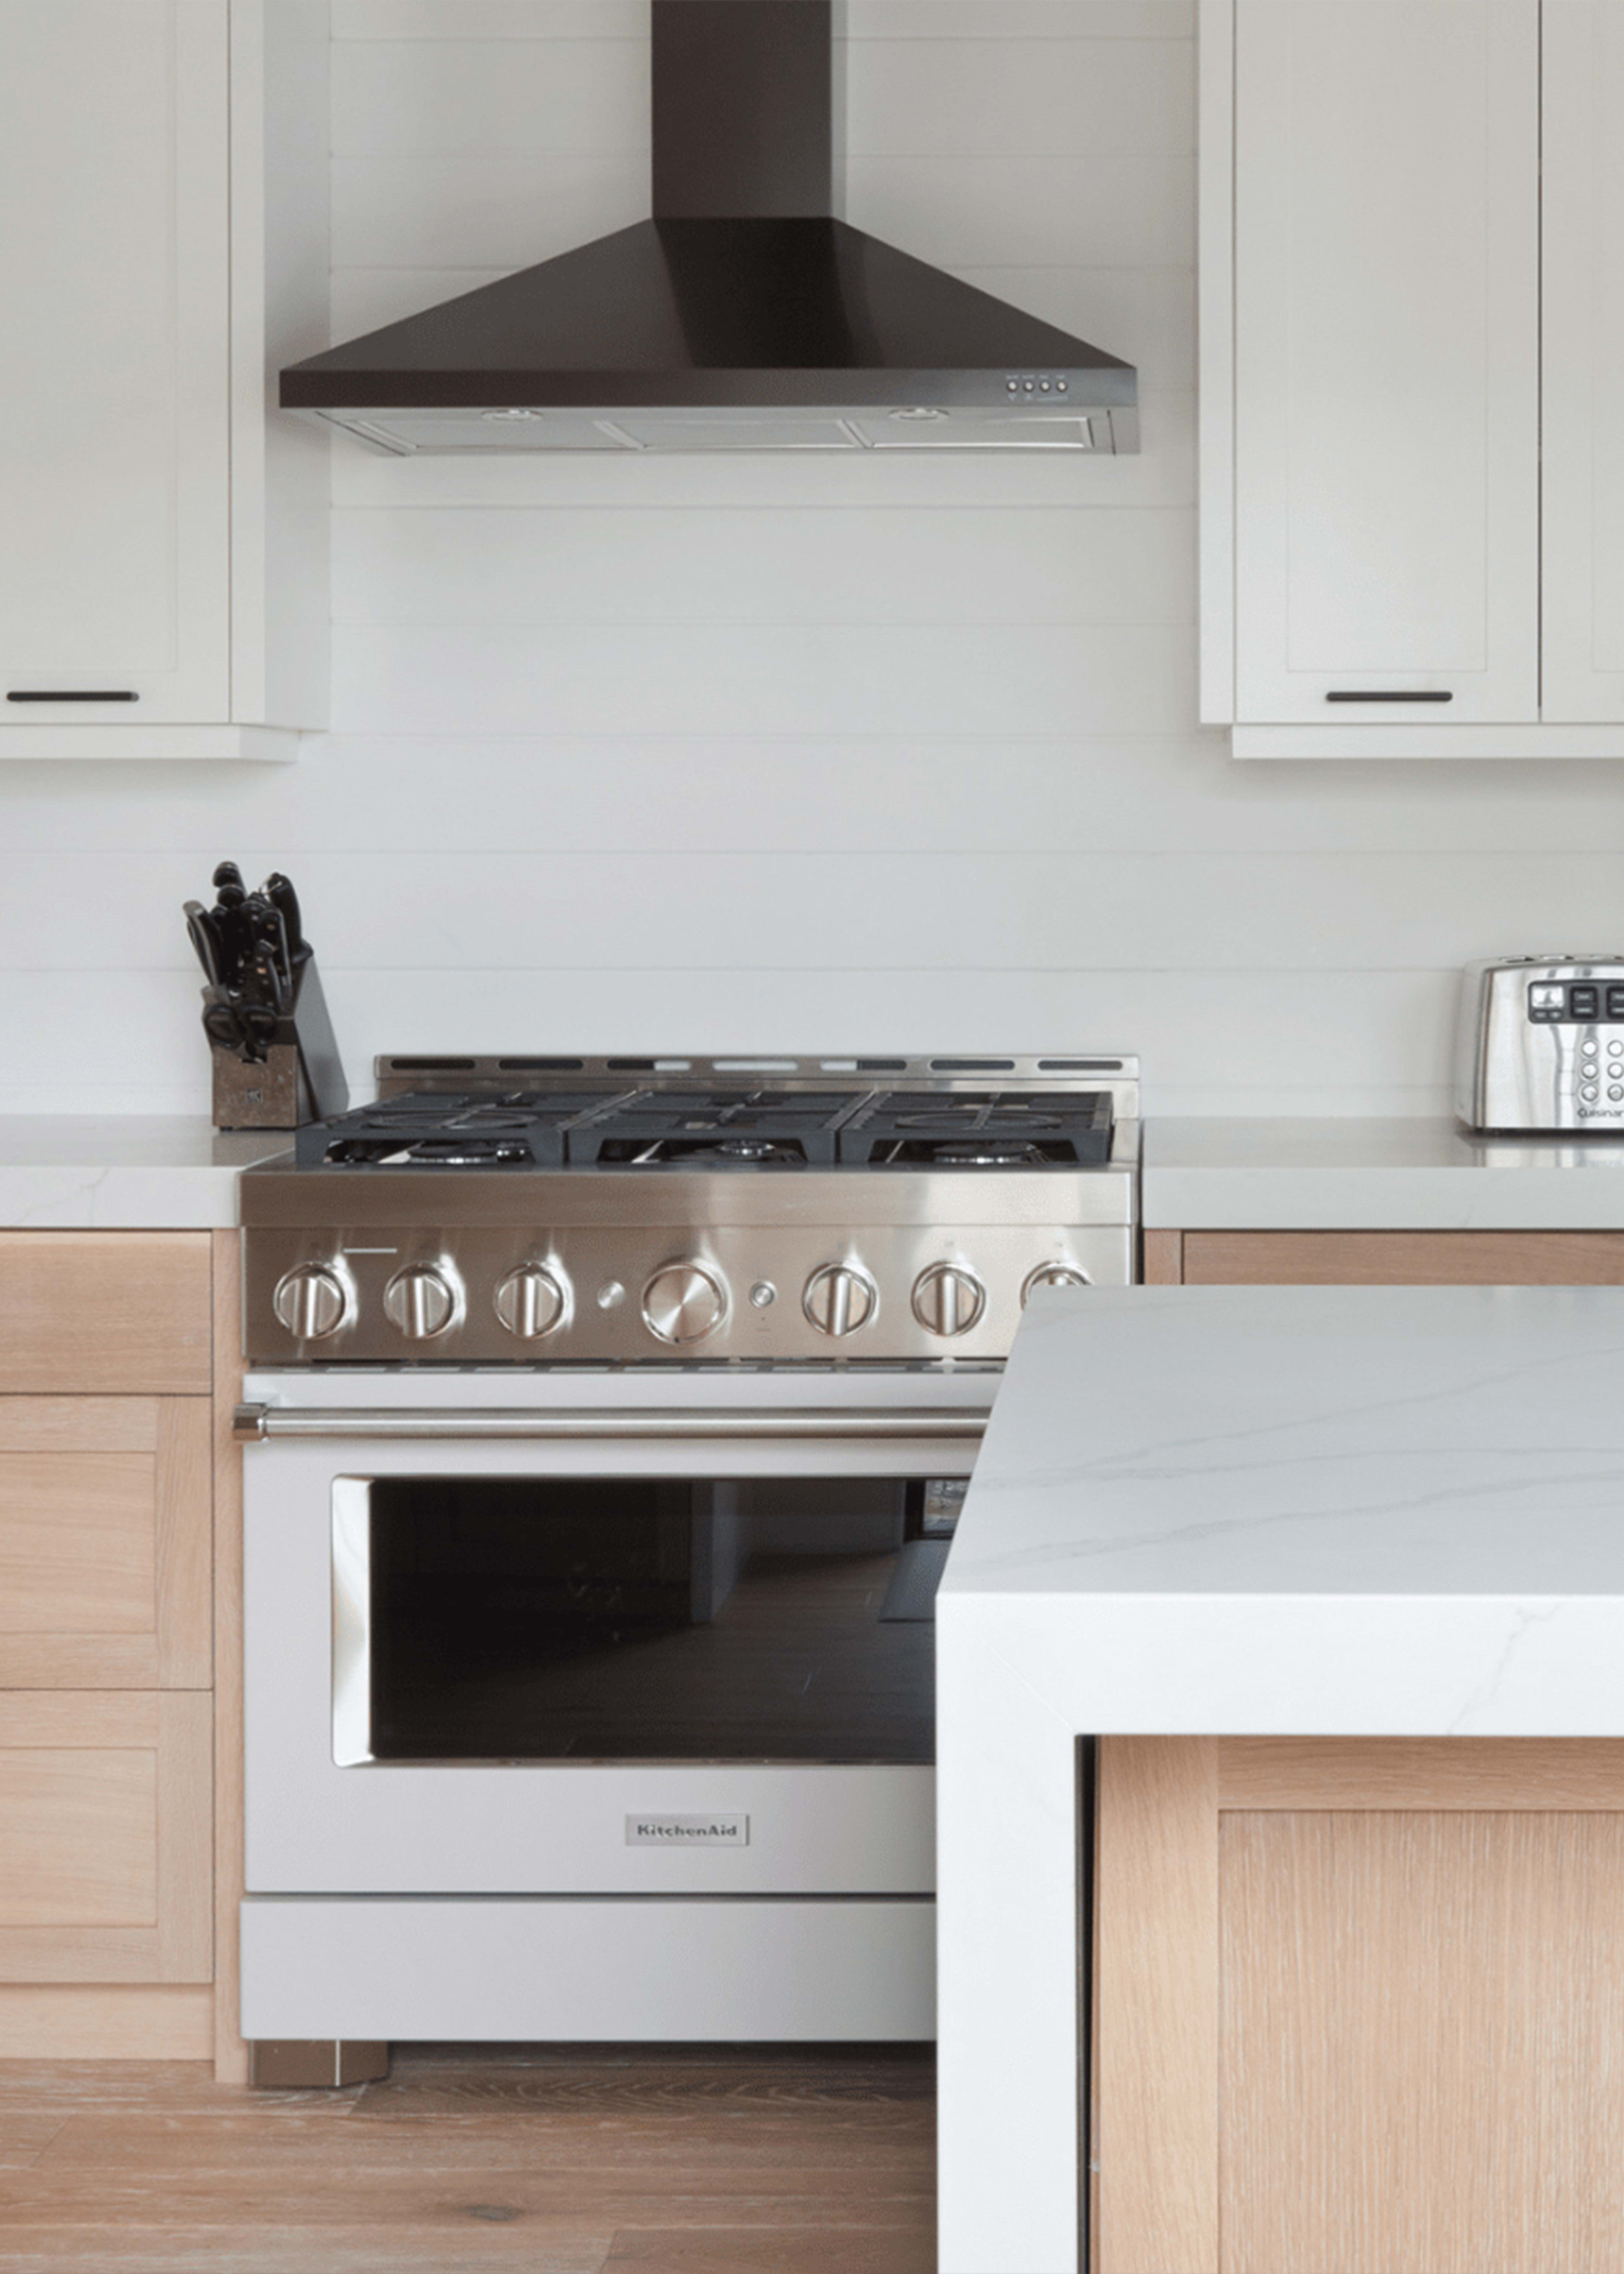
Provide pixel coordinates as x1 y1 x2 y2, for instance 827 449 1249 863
626 1815 749 1847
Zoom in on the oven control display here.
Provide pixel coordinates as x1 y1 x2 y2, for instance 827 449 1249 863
1527 982 1624 1023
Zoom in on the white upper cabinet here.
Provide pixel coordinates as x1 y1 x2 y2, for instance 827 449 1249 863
1202 0 1624 758
1542 0 1624 724
0 2 327 760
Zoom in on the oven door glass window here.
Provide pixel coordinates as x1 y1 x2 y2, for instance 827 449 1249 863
335 1476 951 1767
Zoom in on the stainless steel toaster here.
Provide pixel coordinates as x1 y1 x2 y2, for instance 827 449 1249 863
1456 958 1624 1132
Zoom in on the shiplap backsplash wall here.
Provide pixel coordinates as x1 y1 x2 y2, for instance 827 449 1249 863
2 0 1620 1116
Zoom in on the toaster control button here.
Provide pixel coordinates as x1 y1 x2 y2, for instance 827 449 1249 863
1608 988 1624 1019
1581 1085 1600 1103
1529 983 1565 1021
1610 1088 1623 1101
1572 986 1601 1019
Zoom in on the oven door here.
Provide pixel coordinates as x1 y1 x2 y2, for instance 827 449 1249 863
242 1374 989 1897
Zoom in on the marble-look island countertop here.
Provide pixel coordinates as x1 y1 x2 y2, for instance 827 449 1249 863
942 1281 1624 1736
937 1282 1624 2274
1144 1114 1624 1229
0 1118 289 1228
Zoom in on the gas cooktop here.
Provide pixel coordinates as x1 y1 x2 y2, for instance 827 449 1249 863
294 1069 1117 1172
242 1054 1140 1366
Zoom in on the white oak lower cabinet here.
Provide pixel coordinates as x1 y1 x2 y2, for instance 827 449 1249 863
1095 1738 1624 2274
0 1232 238 2069
1144 1226 1624 1286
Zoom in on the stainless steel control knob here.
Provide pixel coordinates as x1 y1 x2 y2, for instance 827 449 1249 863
1022 1263 1089 1306
272 1264 347 1342
642 1262 727 1345
911 1263 987 1338
383 1264 457 1340
802 1263 878 1338
494 1265 566 1340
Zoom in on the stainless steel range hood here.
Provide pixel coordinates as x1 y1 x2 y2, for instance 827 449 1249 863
281 0 1138 455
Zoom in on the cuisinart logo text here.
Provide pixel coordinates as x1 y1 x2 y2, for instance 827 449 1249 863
626 1814 750 1848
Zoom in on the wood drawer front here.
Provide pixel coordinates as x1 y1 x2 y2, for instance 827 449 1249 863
0 1400 210 1689
0 1234 212 1394
1182 1229 1624 1285
0 1693 210 1983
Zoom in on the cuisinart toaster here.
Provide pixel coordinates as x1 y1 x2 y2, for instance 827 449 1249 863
1456 958 1624 1132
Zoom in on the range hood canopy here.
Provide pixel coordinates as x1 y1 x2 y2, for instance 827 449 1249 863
281 0 1139 455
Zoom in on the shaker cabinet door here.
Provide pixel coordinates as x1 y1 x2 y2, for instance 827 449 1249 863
1542 0 1624 724
0 1 230 724
1232 1 1540 726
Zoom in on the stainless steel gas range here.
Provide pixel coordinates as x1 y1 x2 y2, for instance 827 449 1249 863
235 1054 1138 2063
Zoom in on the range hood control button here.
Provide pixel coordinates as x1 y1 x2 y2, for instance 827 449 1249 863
383 1264 458 1340
273 1264 347 1341
912 1264 987 1338
495 1266 566 1340
642 1262 727 1345
803 1264 877 1338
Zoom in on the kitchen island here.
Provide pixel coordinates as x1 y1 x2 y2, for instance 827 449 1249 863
937 1284 1624 2274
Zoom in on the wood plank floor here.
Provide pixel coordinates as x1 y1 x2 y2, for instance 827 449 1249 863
0 2043 936 2273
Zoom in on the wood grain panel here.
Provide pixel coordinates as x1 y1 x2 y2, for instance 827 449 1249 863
0 1984 214 2060
155 1399 212 1689
0 1235 212 1394
0 1402 159 1455
1093 1735 1219 2274
1221 1735 1624 1811
212 1226 246 2082
1220 1810 1624 2274
0 1693 210 1984
1141 1229 1184 1284
1183 1229 1624 1286
0 1455 154 1634
0 1397 211 1691
0 1750 157 1926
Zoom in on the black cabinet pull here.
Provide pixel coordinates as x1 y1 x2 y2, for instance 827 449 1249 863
1325 689 1453 703
8 689 139 702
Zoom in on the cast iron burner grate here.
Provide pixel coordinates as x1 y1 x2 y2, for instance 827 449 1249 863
567 1090 866 1167
837 1090 1115 1168
296 1090 635 1168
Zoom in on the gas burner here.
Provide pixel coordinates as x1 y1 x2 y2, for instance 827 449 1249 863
602 1135 810 1169
928 1140 1050 1168
325 1136 535 1168
894 1105 1065 1133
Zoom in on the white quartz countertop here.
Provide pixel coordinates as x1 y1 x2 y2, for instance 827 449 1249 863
942 1283 1624 1735
1143 1115 1624 1229
0 1118 288 1228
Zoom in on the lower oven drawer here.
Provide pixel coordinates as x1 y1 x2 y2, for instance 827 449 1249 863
240 1895 936 2041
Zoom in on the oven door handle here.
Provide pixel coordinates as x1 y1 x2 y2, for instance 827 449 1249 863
232 1403 991 1444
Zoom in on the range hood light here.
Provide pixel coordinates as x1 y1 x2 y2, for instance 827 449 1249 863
281 0 1138 456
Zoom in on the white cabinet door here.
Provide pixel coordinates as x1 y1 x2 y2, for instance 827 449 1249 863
1232 1 1540 726
0 3 231 725
1542 0 1624 724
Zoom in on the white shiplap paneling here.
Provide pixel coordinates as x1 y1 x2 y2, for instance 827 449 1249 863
0 0 1605 1117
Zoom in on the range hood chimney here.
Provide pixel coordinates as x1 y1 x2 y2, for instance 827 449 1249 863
281 0 1139 455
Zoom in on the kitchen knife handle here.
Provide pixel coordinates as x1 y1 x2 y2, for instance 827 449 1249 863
1325 690 1454 703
